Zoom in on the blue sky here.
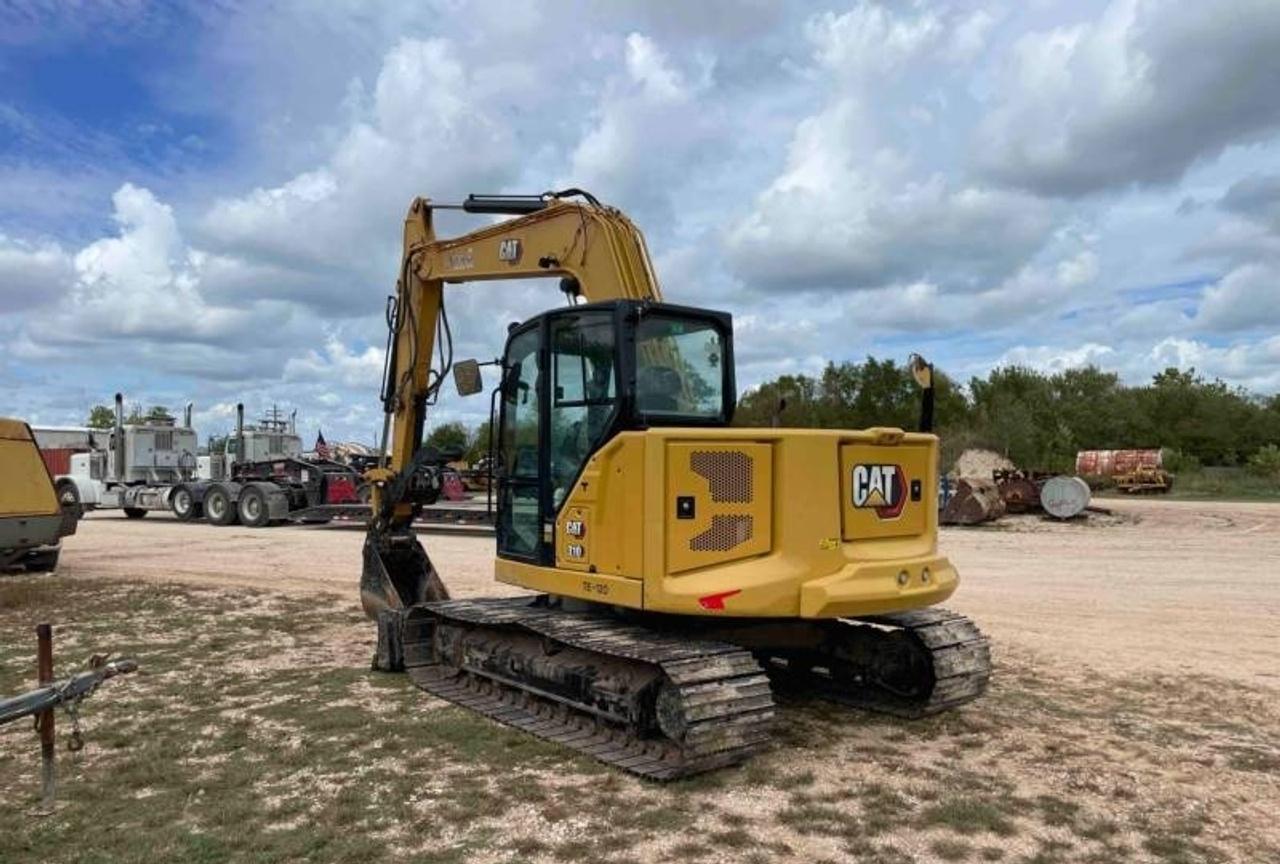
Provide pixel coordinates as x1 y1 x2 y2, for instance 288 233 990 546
3 0 1280 444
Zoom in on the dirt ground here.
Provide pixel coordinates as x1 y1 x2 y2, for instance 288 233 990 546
56 498 1280 688
3 498 1278 863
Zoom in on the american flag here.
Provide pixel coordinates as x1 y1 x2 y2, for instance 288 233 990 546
315 429 330 460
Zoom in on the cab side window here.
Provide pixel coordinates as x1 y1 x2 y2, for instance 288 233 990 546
550 312 616 509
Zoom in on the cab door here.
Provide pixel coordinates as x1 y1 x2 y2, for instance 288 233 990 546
496 308 622 566
496 324 546 562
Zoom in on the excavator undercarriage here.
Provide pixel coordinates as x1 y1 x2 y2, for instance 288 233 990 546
375 592 990 779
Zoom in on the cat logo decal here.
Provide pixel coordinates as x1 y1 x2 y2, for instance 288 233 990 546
851 464 907 520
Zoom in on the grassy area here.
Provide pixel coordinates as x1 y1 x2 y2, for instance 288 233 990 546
1094 466 1280 502
1163 467 1280 501
3 575 1278 863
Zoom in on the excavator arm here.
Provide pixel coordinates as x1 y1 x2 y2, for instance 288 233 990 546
361 191 664 616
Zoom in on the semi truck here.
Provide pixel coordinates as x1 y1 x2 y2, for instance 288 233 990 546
54 395 366 527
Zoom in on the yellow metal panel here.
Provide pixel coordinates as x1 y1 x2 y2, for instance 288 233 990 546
799 556 957 617
840 442 930 540
0 420 59 518
554 434 645 577
555 505 592 571
664 441 771 575
495 557 643 607
0 418 38 440
512 425 954 622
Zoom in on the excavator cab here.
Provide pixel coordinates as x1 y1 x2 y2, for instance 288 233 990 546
495 299 734 564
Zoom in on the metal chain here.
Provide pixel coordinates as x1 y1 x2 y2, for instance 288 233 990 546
55 656 106 752
63 696 84 752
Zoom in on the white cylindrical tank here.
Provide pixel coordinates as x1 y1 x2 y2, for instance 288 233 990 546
1041 475 1091 519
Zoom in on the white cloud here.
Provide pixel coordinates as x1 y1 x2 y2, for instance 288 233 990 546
1195 263 1280 332
996 342 1118 373
624 32 687 101
50 184 271 343
1056 250 1100 289
977 0 1280 195
948 9 998 62
987 333 1280 394
1144 336 1280 391
805 4 943 81
283 335 385 390
565 33 725 228
0 234 73 311
200 37 524 299
726 98 1054 292
7 0 1280 442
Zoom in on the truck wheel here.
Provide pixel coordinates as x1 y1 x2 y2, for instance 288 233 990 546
171 486 201 522
124 507 148 519
205 486 238 526
57 481 83 520
238 486 271 528
23 547 60 573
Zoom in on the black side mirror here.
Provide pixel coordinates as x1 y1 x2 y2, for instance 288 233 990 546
453 359 484 397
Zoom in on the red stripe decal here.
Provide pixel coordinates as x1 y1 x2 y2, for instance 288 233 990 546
698 589 741 611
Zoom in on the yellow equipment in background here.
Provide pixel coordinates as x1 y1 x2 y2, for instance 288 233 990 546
361 191 990 778
1 418 76 572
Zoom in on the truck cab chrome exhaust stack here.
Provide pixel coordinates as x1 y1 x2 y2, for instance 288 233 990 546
113 393 125 483
235 403 245 470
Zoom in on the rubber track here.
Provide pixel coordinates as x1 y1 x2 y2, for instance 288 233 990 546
405 598 775 780
802 607 991 718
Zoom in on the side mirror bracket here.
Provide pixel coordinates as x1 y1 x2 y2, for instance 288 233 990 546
908 353 935 433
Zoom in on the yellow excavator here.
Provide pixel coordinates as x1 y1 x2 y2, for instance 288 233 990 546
361 190 989 778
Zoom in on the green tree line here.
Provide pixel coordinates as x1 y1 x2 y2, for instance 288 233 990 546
86 404 175 428
734 359 1280 474
424 420 492 465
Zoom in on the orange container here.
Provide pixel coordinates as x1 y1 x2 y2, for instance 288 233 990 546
1074 449 1164 476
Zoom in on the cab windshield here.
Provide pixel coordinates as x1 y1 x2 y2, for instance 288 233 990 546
634 314 726 420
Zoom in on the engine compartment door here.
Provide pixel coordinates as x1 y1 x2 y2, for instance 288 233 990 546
665 441 772 575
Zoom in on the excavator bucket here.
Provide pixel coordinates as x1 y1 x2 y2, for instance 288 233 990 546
360 534 450 620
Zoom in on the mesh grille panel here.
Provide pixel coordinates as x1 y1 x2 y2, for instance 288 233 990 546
690 515 754 551
690 450 753 503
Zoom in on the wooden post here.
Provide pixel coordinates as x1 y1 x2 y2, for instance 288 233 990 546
36 623 55 813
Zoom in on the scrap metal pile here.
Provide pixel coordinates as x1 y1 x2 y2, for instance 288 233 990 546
941 450 1093 525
